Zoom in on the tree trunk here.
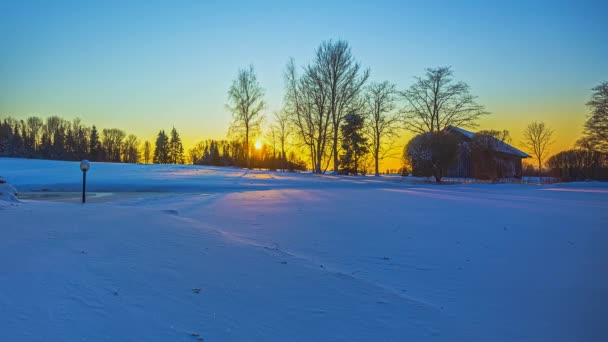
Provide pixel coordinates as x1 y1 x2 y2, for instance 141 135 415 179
434 167 442 183
333 131 339 173
375 157 379 176
374 144 380 176
281 144 285 172
245 128 250 169
315 147 323 174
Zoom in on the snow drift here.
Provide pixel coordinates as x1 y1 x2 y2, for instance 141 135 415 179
0 176 18 204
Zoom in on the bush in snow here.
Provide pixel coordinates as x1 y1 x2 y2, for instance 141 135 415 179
405 132 459 183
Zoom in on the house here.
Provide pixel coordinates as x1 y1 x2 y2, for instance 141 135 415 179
445 126 530 179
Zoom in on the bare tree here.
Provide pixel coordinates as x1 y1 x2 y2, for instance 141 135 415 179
264 125 277 158
226 65 265 169
122 134 140 164
364 81 400 176
522 121 554 177
102 128 125 162
400 67 488 133
25 116 43 151
284 58 332 173
315 40 369 173
272 110 290 171
405 132 459 183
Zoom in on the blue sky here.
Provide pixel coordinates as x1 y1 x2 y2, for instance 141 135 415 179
1 0 606 158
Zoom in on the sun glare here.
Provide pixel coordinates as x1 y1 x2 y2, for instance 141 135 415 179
254 140 262 150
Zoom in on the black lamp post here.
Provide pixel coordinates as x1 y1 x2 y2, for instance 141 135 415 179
80 160 90 203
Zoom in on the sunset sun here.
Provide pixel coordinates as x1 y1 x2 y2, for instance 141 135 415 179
254 140 262 150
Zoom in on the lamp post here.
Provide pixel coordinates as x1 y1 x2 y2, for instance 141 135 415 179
80 160 90 203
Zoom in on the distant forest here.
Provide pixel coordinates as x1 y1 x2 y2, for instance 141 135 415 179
0 116 306 171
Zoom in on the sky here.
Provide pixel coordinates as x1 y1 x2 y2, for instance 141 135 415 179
1 0 607 169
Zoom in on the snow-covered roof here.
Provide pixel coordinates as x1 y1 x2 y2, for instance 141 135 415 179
447 126 476 139
446 126 531 158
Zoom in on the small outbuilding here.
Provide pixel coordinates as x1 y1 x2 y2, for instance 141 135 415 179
445 126 530 179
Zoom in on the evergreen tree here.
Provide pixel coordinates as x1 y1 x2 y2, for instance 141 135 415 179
340 113 369 175
210 141 221 165
0 119 12 156
75 124 89 160
65 123 77 160
11 123 25 157
221 144 231 166
89 125 101 161
52 124 66 160
20 120 35 157
153 130 169 164
580 82 608 153
168 127 184 164
143 141 151 164
202 142 210 164
40 131 51 159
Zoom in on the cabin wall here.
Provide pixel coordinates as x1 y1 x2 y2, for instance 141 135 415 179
447 148 524 179
447 141 472 178
415 129 526 179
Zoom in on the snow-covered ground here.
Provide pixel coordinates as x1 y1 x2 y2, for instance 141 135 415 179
1 158 607 341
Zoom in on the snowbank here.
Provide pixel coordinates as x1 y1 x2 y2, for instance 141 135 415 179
0 176 18 204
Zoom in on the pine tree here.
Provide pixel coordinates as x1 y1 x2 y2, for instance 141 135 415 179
89 126 100 161
221 143 231 166
153 130 169 164
52 125 66 160
340 113 369 175
65 124 76 160
75 125 89 160
202 142 210 164
210 141 221 166
143 141 151 164
11 124 25 157
168 127 184 164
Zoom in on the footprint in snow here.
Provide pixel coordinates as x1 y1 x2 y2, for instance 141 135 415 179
190 332 204 341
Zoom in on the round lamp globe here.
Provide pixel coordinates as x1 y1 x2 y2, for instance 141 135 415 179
80 160 91 172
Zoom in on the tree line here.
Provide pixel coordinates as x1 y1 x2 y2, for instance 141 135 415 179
2 39 607 180
188 138 306 171
0 114 306 171
0 115 189 166
0 116 144 163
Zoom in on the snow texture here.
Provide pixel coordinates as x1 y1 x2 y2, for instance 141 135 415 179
0 157 607 341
